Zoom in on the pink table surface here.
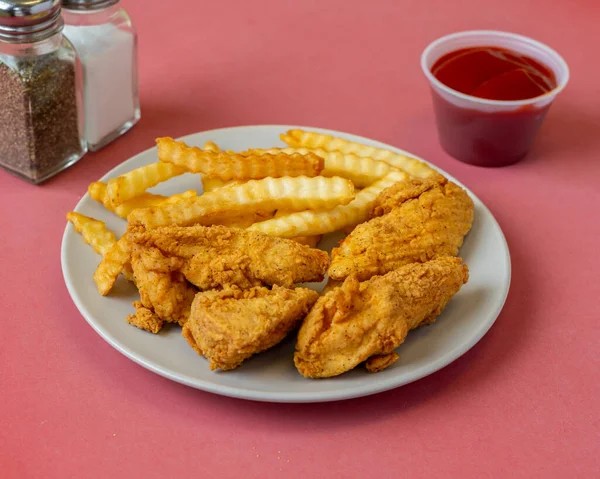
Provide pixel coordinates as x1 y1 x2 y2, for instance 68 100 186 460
2 0 599 477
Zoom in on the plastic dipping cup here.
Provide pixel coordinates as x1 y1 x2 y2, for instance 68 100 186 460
421 30 569 167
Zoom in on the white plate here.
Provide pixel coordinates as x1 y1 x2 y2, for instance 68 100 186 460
61 125 511 403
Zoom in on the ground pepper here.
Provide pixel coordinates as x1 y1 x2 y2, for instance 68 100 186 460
0 44 84 183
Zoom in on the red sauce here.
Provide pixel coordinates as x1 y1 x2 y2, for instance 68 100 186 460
432 47 557 101
429 46 557 166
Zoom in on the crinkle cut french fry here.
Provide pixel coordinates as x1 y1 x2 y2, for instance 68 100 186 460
93 180 166 217
201 177 244 193
202 140 220 152
105 162 187 206
88 181 108 204
246 147 398 188
199 138 289 191
127 176 355 229
112 193 168 218
274 209 321 248
162 190 197 204
215 211 275 229
67 211 134 282
93 234 133 296
90 179 196 218
201 140 237 155
280 129 437 179
247 171 408 238
156 137 324 180
114 190 196 218
115 190 197 218
200 140 223 191
66 212 117 256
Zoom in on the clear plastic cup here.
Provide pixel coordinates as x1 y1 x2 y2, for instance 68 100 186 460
421 30 569 167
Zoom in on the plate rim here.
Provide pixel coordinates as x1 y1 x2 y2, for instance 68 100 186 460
61 124 512 403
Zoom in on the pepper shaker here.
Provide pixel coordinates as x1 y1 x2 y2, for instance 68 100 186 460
61 0 140 151
0 0 86 184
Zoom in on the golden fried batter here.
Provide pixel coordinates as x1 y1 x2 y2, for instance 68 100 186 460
126 301 164 334
184 285 319 371
328 178 474 281
130 245 197 328
365 353 400 373
295 257 469 378
130 225 329 290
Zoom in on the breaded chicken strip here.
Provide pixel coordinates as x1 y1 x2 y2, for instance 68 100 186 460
328 178 474 281
129 245 197 329
129 225 329 290
184 285 319 371
126 301 164 334
295 257 469 378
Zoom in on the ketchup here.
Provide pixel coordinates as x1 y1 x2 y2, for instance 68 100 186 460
432 47 556 101
430 46 557 166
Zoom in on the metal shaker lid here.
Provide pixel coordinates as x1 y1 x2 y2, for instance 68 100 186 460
0 0 63 42
61 0 119 10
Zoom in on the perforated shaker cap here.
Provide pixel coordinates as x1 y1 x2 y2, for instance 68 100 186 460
0 0 63 42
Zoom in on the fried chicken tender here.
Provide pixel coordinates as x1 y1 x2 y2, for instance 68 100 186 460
328 178 474 281
183 285 319 371
369 177 445 217
295 257 469 378
365 353 400 373
321 278 343 294
126 301 164 334
130 245 197 328
129 225 329 290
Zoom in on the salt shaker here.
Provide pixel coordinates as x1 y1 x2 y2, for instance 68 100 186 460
0 0 86 184
62 0 140 151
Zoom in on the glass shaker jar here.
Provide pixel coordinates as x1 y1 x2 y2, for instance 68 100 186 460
0 0 86 184
61 0 140 151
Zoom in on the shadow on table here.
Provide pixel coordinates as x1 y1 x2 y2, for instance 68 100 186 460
131 101 229 141
524 103 600 167
154 220 537 430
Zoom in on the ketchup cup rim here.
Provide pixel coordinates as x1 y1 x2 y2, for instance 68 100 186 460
420 30 570 107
